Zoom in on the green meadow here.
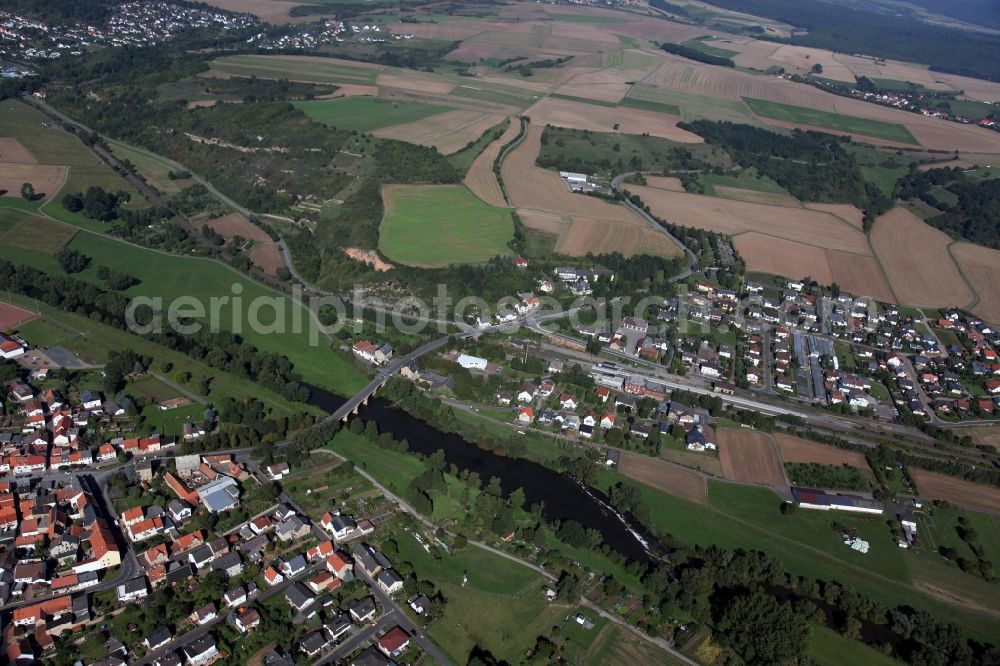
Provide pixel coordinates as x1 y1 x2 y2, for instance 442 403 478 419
742 97 920 145
379 184 514 267
293 97 452 133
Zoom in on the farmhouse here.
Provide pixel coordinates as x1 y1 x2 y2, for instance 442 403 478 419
791 487 883 515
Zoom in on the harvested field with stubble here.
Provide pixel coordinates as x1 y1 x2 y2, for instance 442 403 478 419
950 243 1000 326
717 430 786 486
464 117 519 207
909 468 1000 516
206 213 284 276
731 234 895 302
773 434 870 470
0 163 66 199
0 138 37 163
870 208 973 308
556 216 681 258
523 96 702 142
627 185 869 254
374 110 505 155
502 126 680 258
617 451 707 504
803 203 865 229
642 175 684 191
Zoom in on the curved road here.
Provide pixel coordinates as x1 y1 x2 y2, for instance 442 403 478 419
611 170 698 282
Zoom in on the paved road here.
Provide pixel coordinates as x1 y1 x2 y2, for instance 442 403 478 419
611 170 697 282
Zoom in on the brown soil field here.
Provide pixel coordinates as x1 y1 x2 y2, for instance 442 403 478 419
803 202 865 229
374 110 505 155
643 175 684 191
464 117 519 207
376 71 456 95
950 243 1000 325
627 185 870 254
0 163 67 200
0 137 37 163
717 429 787 486
909 467 1000 515
0 301 37 330
185 100 219 109
503 125 640 222
769 45 855 82
645 56 837 111
618 450 708 504
714 185 799 207
556 216 681 258
523 96 702 142
344 247 393 272
870 208 973 308
773 433 870 469
206 213 284 276
321 84 378 98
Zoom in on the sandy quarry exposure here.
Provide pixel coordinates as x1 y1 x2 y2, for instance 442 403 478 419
773 433 871 470
374 110 505 155
464 117 519 207
870 208 974 308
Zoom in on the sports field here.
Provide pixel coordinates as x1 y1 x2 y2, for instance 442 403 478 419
379 184 514 267
743 97 919 145
293 97 452 133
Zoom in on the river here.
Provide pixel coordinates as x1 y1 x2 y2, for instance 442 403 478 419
307 385 654 563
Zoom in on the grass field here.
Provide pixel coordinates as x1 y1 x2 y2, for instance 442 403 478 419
136 401 204 435
2 218 367 396
293 97 452 133
627 84 755 124
379 184 514 267
209 55 380 85
450 82 538 109
808 626 901 666
9 294 312 417
110 142 191 195
743 97 920 145
593 468 999 642
0 208 78 253
0 100 144 207
862 164 908 197
617 96 681 116
681 38 739 59
326 431 471 522
393 529 565 664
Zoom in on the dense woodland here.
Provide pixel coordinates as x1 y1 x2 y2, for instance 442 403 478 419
660 42 735 67
679 120 892 227
696 0 1000 81
896 167 1000 247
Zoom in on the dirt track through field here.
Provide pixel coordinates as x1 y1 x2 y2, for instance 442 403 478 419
464 117 518 207
773 433 870 470
618 450 708 504
909 468 1000 516
870 208 973 308
718 429 786 486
